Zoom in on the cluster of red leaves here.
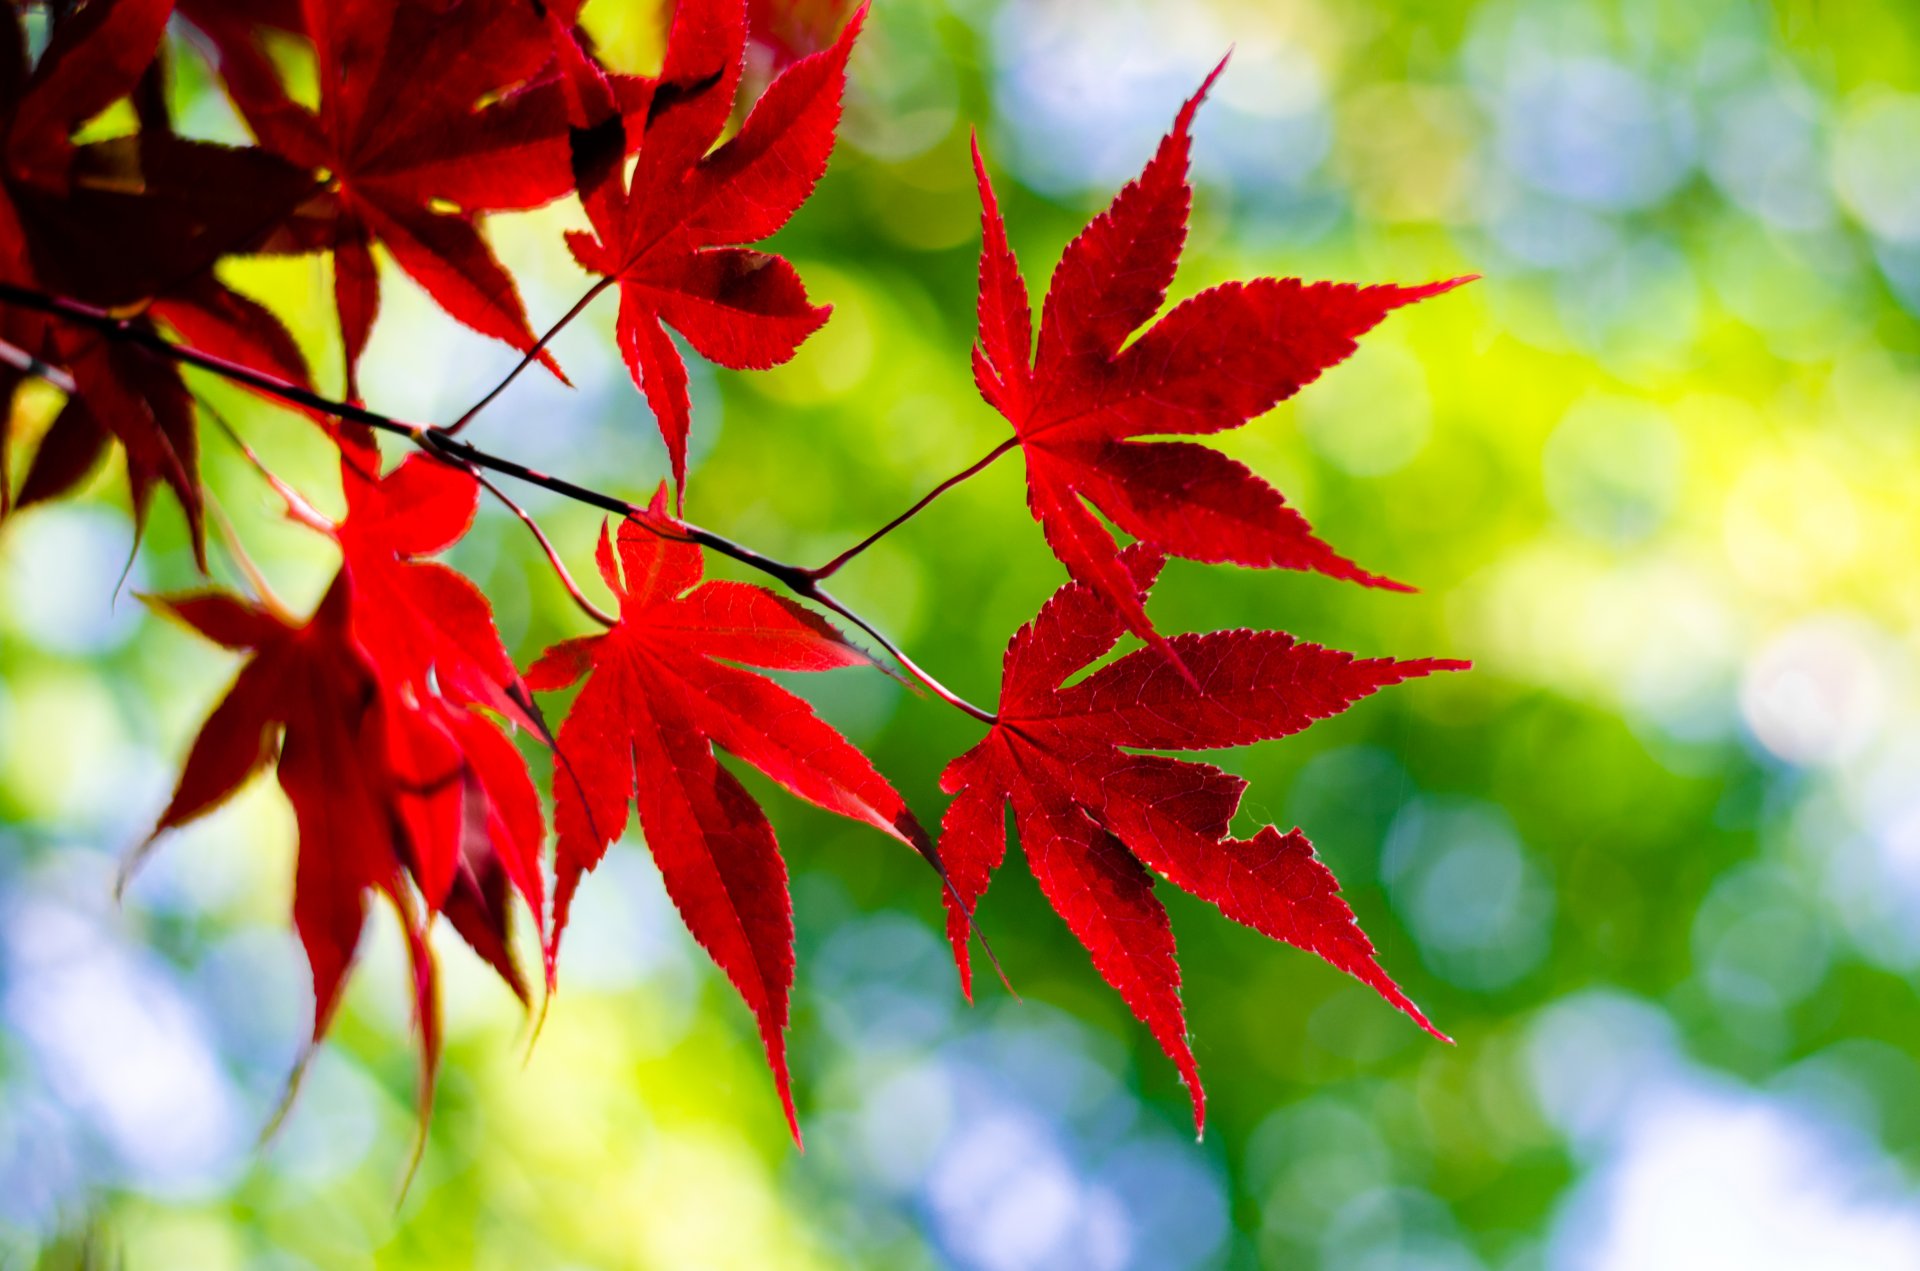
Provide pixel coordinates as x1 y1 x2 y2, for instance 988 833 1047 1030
1 0 1468 1144
0 0 313 555
139 426 546 1124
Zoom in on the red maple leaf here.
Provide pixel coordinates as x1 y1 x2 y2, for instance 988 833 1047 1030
331 426 546 944
191 0 647 377
136 431 556 1120
334 426 540 730
564 0 864 497
969 63 1471 646
0 0 316 555
138 582 449 1117
2 0 316 308
0 0 174 193
527 508 927 1139
3 272 315 555
938 544 1463 1129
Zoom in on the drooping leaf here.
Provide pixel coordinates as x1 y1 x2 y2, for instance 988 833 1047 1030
330 424 547 956
939 544 1464 1130
140 547 549 1128
139 580 446 1115
969 63 1472 645
528 503 924 1139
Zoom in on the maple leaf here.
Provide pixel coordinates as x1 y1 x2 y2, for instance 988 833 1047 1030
564 0 863 497
14 133 316 304
190 0 648 377
0 278 315 559
969 63 1472 646
138 581 448 1117
1 3 317 310
139 558 548 1134
939 544 1463 1130
527 508 926 1139
0 0 174 192
331 425 546 935
0 0 316 556
134 425 554 1117
334 425 540 729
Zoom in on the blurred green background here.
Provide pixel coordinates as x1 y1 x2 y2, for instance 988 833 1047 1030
6 0 1920 1266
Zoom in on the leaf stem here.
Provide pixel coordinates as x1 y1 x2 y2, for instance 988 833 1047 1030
466 467 618 629
203 489 293 624
0 282 995 723
196 392 333 535
804 584 999 724
441 276 613 436
809 437 1016 580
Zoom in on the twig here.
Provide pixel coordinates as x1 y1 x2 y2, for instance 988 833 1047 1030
804 585 998 724
0 282 997 724
467 467 618 628
204 488 293 624
0 336 77 393
196 392 333 535
809 438 1017 580
442 276 612 436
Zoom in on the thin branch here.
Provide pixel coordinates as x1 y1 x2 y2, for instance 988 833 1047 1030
203 489 294 624
196 392 333 535
805 583 999 725
0 335 76 393
442 276 612 436
0 284 419 438
809 437 1017 580
0 281 996 724
467 467 617 628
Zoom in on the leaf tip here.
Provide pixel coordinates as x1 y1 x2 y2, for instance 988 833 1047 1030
1404 1001 1453 1046
1405 657 1473 680
524 981 556 1067
112 832 161 904
1180 53 1231 130
1400 273 1479 307
1202 51 1231 93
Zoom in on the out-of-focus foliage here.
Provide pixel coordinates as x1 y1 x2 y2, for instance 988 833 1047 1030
5 0 1920 1266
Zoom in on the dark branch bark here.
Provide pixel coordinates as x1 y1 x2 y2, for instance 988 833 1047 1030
0 282 998 724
